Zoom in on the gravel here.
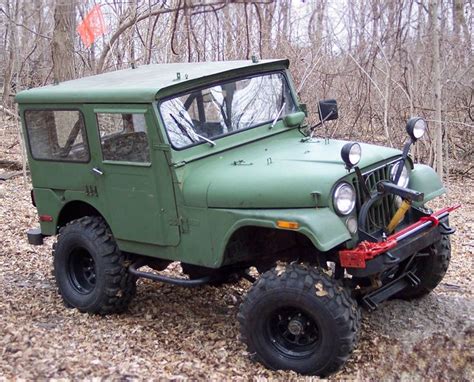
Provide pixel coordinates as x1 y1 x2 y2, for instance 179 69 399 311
1 139 473 379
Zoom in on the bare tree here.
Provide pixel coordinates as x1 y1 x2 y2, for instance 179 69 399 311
52 0 76 82
1 0 473 177
430 0 443 178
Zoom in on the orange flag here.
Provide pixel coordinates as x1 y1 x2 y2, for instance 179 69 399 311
77 5 107 48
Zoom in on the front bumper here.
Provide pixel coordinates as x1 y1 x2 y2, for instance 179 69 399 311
340 205 459 277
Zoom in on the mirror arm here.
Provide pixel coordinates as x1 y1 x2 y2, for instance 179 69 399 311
270 102 286 129
307 110 334 134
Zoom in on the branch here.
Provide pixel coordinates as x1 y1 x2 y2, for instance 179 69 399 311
170 1 182 56
425 119 474 128
97 0 235 72
0 105 19 119
0 7 51 40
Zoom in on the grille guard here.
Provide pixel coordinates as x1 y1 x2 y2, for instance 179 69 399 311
340 204 460 269
357 181 424 233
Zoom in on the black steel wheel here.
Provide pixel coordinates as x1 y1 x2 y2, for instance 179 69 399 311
67 247 97 293
395 235 451 299
53 216 136 314
238 264 360 376
267 307 321 359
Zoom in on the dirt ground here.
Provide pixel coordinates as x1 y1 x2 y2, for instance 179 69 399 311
0 123 473 380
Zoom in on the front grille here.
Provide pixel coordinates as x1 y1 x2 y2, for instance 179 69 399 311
352 164 397 233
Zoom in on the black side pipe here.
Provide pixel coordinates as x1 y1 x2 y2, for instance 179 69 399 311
129 260 211 287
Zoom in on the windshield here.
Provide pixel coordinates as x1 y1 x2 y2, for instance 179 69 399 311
159 72 297 149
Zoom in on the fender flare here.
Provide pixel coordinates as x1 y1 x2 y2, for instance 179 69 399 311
409 164 445 206
208 207 351 267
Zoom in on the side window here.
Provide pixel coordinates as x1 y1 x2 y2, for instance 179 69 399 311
96 113 150 163
24 110 89 162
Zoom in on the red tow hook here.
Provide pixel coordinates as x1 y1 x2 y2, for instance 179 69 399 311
339 204 460 269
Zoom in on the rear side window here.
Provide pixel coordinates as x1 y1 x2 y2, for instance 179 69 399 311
24 110 89 162
96 113 150 163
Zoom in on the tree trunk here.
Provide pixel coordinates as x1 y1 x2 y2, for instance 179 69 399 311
430 0 443 179
2 0 17 108
52 0 76 83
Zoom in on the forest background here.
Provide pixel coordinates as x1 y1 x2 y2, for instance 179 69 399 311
0 0 472 180
0 1 473 379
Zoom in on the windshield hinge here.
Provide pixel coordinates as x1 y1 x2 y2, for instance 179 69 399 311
153 143 170 152
172 161 187 168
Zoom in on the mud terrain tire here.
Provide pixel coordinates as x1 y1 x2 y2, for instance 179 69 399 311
396 235 451 299
53 216 136 314
238 264 360 376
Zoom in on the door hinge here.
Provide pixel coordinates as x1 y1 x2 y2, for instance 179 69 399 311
169 216 189 233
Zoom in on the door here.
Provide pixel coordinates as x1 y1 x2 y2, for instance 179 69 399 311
86 104 180 246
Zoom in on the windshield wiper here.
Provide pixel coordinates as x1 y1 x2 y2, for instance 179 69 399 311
169 114 196 143
170 113 216 147
177 111 216 147
270 102 286 129
194 133 216 147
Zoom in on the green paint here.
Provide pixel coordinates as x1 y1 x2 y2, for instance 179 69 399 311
409 164 446 206
17 60 446 269
15 60 289 104
284 112 306 127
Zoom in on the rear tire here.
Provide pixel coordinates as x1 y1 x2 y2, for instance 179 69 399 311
238 264 360 376
53 216 136 314
396 235 451 299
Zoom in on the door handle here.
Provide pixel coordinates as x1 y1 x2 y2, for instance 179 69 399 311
91 167 104 176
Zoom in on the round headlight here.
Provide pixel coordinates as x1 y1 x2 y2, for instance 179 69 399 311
394 195 403 208
333 182 356 215
406 117 427 141
341 142 362 168
390 162 409 188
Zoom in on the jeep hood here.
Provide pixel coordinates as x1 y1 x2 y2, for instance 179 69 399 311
179 132 401 209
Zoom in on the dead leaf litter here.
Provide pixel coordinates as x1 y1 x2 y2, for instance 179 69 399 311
0 127 472 380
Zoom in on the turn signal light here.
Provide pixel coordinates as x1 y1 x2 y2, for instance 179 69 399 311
277 220 299 230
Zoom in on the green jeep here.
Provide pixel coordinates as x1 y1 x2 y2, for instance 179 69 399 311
16 59 457 376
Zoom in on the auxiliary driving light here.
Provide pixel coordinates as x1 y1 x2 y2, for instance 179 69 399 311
406 117 427 141
341 142 362 169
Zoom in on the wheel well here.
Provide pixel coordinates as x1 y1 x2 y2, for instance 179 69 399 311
57 201 103 231
222 226 324 270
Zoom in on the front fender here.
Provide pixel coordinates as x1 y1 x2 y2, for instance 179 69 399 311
208 207 351 267
409 164 445 205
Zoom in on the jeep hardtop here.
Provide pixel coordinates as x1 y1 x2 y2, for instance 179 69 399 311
16 59 457 376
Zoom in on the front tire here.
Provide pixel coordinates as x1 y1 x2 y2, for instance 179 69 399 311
238 264 360 376
53 216 136 314
396 235 451 299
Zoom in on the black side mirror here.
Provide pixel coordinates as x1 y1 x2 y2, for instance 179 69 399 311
318 99 338 121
